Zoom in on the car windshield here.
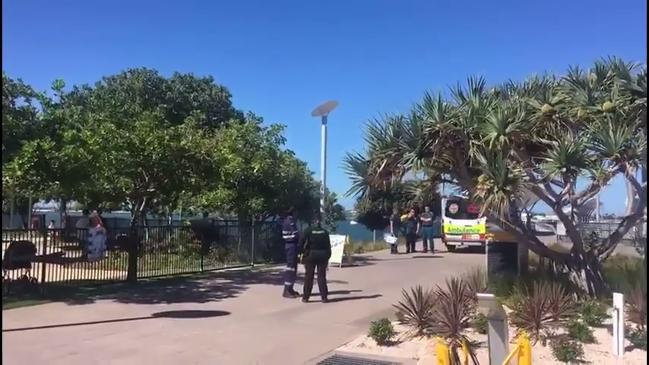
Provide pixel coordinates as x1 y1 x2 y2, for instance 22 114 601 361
444 199 480 220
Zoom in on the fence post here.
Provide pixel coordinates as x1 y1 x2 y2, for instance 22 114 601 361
200 222 204 272
613 292 625 358
40 227 48 286
251 218 255 267
477 293 508 365
126 227 138 282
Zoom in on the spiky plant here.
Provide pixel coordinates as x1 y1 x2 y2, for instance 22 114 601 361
510 282 559 343
430 278 479 364
393 285 437 338
545 282 577 325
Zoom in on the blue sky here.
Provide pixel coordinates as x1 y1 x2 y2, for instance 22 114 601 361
3 0 646 212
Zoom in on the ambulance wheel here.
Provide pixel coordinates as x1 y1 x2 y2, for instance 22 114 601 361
446 244 457 252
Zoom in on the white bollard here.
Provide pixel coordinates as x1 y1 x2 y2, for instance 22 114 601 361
477 293 508 365
612 292 625 357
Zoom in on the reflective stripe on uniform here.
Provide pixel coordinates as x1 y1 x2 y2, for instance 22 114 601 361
282 230 298 240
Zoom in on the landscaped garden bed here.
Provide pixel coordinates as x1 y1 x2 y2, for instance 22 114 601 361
339 318 646 364
339 255 647 364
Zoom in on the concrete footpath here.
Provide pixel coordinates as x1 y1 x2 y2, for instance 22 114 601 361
2 240 482 365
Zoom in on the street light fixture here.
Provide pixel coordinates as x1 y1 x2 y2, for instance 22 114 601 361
311 100 338 215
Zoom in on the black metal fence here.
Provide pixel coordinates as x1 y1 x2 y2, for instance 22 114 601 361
2 220 282 295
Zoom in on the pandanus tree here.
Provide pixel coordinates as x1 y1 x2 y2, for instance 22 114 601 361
345 57 646 296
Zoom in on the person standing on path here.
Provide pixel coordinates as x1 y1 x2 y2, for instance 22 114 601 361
281 207 300 298
389 208 401 254
404 209 419 254
419 206 436 253
299 214 331 303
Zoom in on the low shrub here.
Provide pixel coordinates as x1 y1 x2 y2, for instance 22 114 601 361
627 326 647 350
463 267 487 295
368 318 395 346
353 244 366 254
487 273 517 298
578 299 608 327
626 284 647 329
470 313 488 335
550 336 585 363
367 241 389 252
567 320 596 344
603 255 646 295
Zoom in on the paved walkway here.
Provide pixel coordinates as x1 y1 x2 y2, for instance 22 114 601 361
2 240 482 365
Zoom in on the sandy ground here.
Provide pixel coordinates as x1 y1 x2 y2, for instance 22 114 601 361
338 321 647 365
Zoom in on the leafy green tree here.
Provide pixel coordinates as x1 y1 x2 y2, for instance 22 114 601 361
323 189 346 232
345 57 647 296
2 74 55 226
63 68 242 130
3 68 321 235
354 198 390 232
2 73 43 165
194 116 319 222
3 69 240 227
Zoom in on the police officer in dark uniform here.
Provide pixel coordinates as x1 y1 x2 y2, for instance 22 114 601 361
298 214 331 303
281 207 300 298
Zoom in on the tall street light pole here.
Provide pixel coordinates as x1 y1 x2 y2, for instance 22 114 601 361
311 101 338 215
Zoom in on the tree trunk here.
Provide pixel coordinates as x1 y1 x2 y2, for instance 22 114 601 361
625 166 638 216
566 252 608 298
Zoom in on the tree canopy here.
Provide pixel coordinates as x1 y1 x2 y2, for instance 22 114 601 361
2 68 321 226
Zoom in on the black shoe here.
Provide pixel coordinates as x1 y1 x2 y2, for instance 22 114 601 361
321 298 329 303
289 289 301 296
301 298 309 303
283 290 299 299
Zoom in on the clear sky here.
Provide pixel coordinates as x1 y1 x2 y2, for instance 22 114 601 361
3 0 646 213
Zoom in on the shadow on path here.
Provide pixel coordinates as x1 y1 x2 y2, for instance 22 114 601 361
319 290 362 296
326 294 382 303
5 268 298 307
3 310 230 333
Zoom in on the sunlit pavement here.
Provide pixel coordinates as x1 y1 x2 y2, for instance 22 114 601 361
2 239 482 365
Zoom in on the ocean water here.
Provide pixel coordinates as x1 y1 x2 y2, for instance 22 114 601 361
12 212 384 244
334 221 385 243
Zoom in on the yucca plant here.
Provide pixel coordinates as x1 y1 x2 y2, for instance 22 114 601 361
430 278 479 364
510 281 564 343
545 282 577 325
393 285 437 338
